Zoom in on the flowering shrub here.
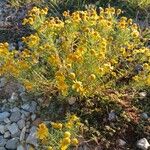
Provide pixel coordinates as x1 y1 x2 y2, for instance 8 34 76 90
37 115 81 150
0 7 149 98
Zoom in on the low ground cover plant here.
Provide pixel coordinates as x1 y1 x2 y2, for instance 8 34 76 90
0 6 149 98
37 114 82 150
0 4 149 150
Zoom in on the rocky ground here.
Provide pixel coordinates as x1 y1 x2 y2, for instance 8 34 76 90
0 77 43 150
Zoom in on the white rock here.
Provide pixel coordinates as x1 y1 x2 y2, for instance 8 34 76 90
68 97 76 105
0 125 5 134
4 118 11 124
108 111 116 121
17 144 24 150
31 114 36 121
8 92 18 103
20 127 26 141
141 113 149 120
4 131 10 138
137 138 150 150
118 139 126 147
139 92 147 99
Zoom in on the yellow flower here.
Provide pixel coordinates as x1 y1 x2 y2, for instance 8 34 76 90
22 18 28 25
70 115 79 122
64 131 71 138
72 80 83 93
61 137 71 146
28 17 34 25
69 72 76 80
71 138 79 145
116 9 122 15
131 30 139 38
63 11 69 17
61 145 68 150
37 123 49 140
65 121 73 129
47 146 53 150
90 49 97 56
23 80 33 91
89 74 96 80
51 122 63 129
128 18 133 25
146 75 150 85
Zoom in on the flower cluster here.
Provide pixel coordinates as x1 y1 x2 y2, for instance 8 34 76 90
0 7 149 98
37 115 81 150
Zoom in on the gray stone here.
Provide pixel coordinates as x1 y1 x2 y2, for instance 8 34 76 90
0 147 6 150
37 98 43 103
1 105 10 112
139 92 147 99
26 126 37 147
118 139 126 147
10 107 20 112
5 138 19 150
17 144 24 150
4 118 10 124
26 124 30 129
29 101 37 113
31 114 36 121
0 125 5 134
17 119 25 130
1 99 7 104
7 123 20 137
26 121 30 126
4 131 10 138
21 101 37 113
20 92 28 102
21 114 26 120
26 116 30 121
25 144 33 150
0 136 7 147
141 113 149 120
137 138 150 150
10 111 21 122
21 103 30 111
18 85 26 93
30 126 37 133
0 112 10 122
0 77 7 88
20 110 30 117
8 92 18 103
20 127 26 141
108 111 117 121
9 43 15 51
